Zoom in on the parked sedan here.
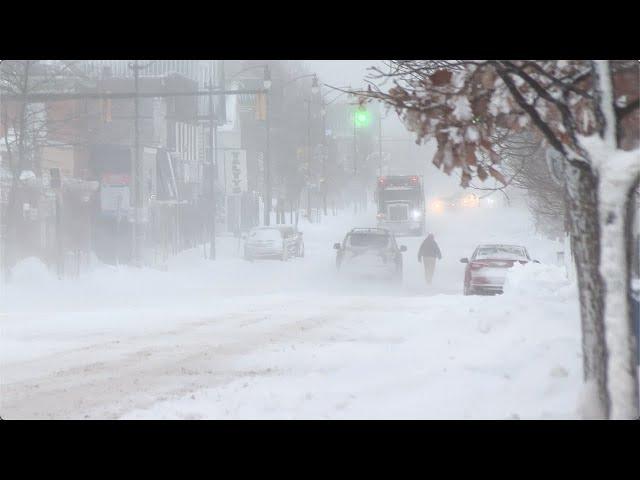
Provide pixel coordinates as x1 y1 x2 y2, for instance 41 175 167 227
334 227 407 283
244 226 303 261
461 244 539 295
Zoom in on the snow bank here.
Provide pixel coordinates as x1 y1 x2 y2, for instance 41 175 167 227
8 257 54 287
503 262 576 301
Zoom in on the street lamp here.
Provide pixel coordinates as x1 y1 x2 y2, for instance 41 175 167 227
263 65 272 226
280 73 320 223
316 85 350 216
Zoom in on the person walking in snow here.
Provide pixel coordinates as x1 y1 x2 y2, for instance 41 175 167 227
418 233 442 285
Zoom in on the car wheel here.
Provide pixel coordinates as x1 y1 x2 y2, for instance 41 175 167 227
464 284 473 296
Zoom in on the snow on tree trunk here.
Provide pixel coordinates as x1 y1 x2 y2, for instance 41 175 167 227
565 161 608 418
588 139 640 419
590 60 640 419
598 157 639 419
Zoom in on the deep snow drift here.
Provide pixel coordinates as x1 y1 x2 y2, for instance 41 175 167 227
0 203 581 419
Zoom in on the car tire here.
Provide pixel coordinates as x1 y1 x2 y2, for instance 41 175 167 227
464 284 474 296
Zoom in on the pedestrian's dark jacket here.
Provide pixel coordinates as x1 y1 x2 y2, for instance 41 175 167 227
418 236 442 261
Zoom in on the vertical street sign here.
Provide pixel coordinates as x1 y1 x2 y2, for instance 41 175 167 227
224 149 248 194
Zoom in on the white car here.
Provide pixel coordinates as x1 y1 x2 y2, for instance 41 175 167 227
244 226 303 261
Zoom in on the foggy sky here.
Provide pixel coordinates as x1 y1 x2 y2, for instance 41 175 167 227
303 60 462 194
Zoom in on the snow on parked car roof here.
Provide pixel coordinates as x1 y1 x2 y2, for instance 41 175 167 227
475 244 529 260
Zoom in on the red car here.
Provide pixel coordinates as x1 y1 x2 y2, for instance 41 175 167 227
460 244 539 295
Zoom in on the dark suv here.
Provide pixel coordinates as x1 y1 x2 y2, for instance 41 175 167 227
333 228 407 282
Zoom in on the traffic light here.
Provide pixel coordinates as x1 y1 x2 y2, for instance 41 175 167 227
353 107 371 128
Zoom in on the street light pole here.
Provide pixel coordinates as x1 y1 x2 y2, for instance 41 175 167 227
378 103 383 177
278 73 319 225
307 98 312 221
130 60 142 267
321 105 328 216
263 66 272 226
208 78 216 260
127 60 157 267
353 108 358 214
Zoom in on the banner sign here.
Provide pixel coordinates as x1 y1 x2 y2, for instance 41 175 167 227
223 149 247 194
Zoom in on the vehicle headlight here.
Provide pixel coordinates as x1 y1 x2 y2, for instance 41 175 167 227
428 200 444 213
411 209 422 220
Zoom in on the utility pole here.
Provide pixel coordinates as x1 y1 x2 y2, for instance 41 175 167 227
378 104 383 177
264 84 271 226
208 77 216 260
307 99 312 222
353 108 358 214
130 60 143 267
322 105 328 216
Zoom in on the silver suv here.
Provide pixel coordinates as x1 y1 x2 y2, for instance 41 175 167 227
334 228 406 282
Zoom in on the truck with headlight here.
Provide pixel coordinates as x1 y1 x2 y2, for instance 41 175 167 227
374 175 425 236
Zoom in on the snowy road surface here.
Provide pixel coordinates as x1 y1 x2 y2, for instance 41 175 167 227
1 206 582 419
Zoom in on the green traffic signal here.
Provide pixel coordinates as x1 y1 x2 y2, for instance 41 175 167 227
354 108 371 128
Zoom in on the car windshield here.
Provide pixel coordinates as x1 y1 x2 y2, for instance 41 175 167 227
249 229 282 241
347 232 390 249
475 246 528 260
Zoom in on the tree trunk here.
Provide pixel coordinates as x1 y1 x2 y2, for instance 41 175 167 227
565 161 609 418
599 173 640 419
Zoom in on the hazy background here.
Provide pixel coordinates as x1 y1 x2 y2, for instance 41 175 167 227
305 60 465 197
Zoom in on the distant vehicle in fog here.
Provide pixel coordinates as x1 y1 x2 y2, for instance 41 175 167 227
428 192 480 214
375 175 425 236
460 244 539 295
244 225 304 261
334 228 407 283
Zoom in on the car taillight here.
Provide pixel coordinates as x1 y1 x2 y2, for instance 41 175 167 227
470 262 489 270
376 213 386 219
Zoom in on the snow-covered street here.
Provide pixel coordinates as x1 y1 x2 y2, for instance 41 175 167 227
0 205 583 419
